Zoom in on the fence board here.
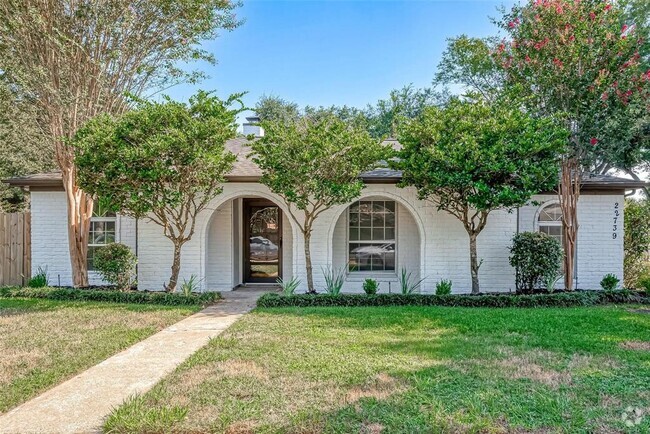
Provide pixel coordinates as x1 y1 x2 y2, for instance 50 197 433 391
0 213 31 287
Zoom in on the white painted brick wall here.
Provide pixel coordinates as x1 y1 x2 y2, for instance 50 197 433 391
30 185 625 293
30 192 137 287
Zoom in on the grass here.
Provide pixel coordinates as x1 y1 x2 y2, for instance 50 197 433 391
104 305 650 433
0 298 199 413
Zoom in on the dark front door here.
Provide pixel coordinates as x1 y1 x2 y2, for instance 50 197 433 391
243 199 282 283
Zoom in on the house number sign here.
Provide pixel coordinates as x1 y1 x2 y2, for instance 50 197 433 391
612 202 620 239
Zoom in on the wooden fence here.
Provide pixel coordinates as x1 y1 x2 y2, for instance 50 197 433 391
0 213 31 287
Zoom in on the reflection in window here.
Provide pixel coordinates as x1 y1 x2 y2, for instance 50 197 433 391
538 202 563 247
348 200 396 272
88 202 116 271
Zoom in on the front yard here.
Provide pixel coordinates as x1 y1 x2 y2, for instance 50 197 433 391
106 305 650 433
0 298 198 413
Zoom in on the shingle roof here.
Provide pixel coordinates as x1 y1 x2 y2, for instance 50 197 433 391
4 137 648 190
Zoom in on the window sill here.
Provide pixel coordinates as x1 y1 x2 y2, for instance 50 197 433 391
345 272 398 282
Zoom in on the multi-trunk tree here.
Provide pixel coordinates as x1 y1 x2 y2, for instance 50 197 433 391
73 91 242 292
397 97 567 294
252 112 388 293
0 0 241 286
496 0 650 289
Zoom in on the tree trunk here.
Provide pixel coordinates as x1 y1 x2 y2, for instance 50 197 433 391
166 240 183 292
303 230 316 293
469 232 480 294
559 158 580 291
62 167 93 288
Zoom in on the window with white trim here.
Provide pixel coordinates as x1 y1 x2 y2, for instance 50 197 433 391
348 200 396 272
537 202 563 247
88 202 116 271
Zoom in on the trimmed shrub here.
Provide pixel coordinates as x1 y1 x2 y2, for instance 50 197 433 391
0 287 220 306
600 273 620 291
509 232 563 294
363 278 379 295
435 279 452 295
256 290 648 309
94 243 137 291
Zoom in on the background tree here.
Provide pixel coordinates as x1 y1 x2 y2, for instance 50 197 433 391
0 75 54 212
434 35 504 101
397 97 567 294
0 0 241 286
624 198 650 288
496 0 650 289
252 113 388 293
73 91 241 292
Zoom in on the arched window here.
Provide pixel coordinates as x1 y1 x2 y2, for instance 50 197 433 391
348 200 396 272
537 202 563 247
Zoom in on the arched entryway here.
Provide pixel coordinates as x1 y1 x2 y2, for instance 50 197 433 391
203 191 295 290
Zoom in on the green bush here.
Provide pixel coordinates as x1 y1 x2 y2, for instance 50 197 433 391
639 276 650 295
94 243 137 291
509 232 563 294
435 279 452 295
28 266 49 288
600 273 620 291
0 287 220 306
256 290 648 309
362 278 379 295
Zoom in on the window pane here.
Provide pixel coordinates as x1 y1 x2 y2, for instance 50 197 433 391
349 227 359 241
372 228 384 240
372 213 384 227
385 212 395 228
360 228 372 240
359 213 371 227
385 201 395 212
349 212 359 227
385 228 395 240
359 201 372 213
348 243 395 272
539 203 562 222
373 201 387 213
349 202 359 213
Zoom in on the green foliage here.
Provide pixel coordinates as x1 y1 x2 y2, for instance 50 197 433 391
252 111 388 292
397 97 566 293
0 287 220 306
28 266 49 288
180 275 202 296
435 279 453 295
94 243 137 291
435 35 504 100
362 279 379 295
497 0 650 173
624 198 650 288
600 274 621 291
257 290 648 309
277 276 301 296
639 276 650 294
509 232 563 294
322 267 345 296
73 91 242 291
398 268 425 294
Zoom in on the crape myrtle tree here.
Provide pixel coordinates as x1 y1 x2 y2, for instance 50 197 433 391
496 0 650 289
0 0 241 286
397 97 567 294
252 112 389 293
73 91 242 292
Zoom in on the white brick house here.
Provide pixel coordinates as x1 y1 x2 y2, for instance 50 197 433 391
6 133 646 293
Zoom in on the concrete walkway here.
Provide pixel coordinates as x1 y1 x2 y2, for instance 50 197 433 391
0 289 267 434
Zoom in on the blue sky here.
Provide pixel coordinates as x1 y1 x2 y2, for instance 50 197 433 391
168 1 515 115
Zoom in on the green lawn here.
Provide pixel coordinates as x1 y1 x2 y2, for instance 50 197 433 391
105 305 650 433
0 298 198 413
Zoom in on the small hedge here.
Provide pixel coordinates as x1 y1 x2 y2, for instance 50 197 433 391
0 287 221 306
257 290 649 309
